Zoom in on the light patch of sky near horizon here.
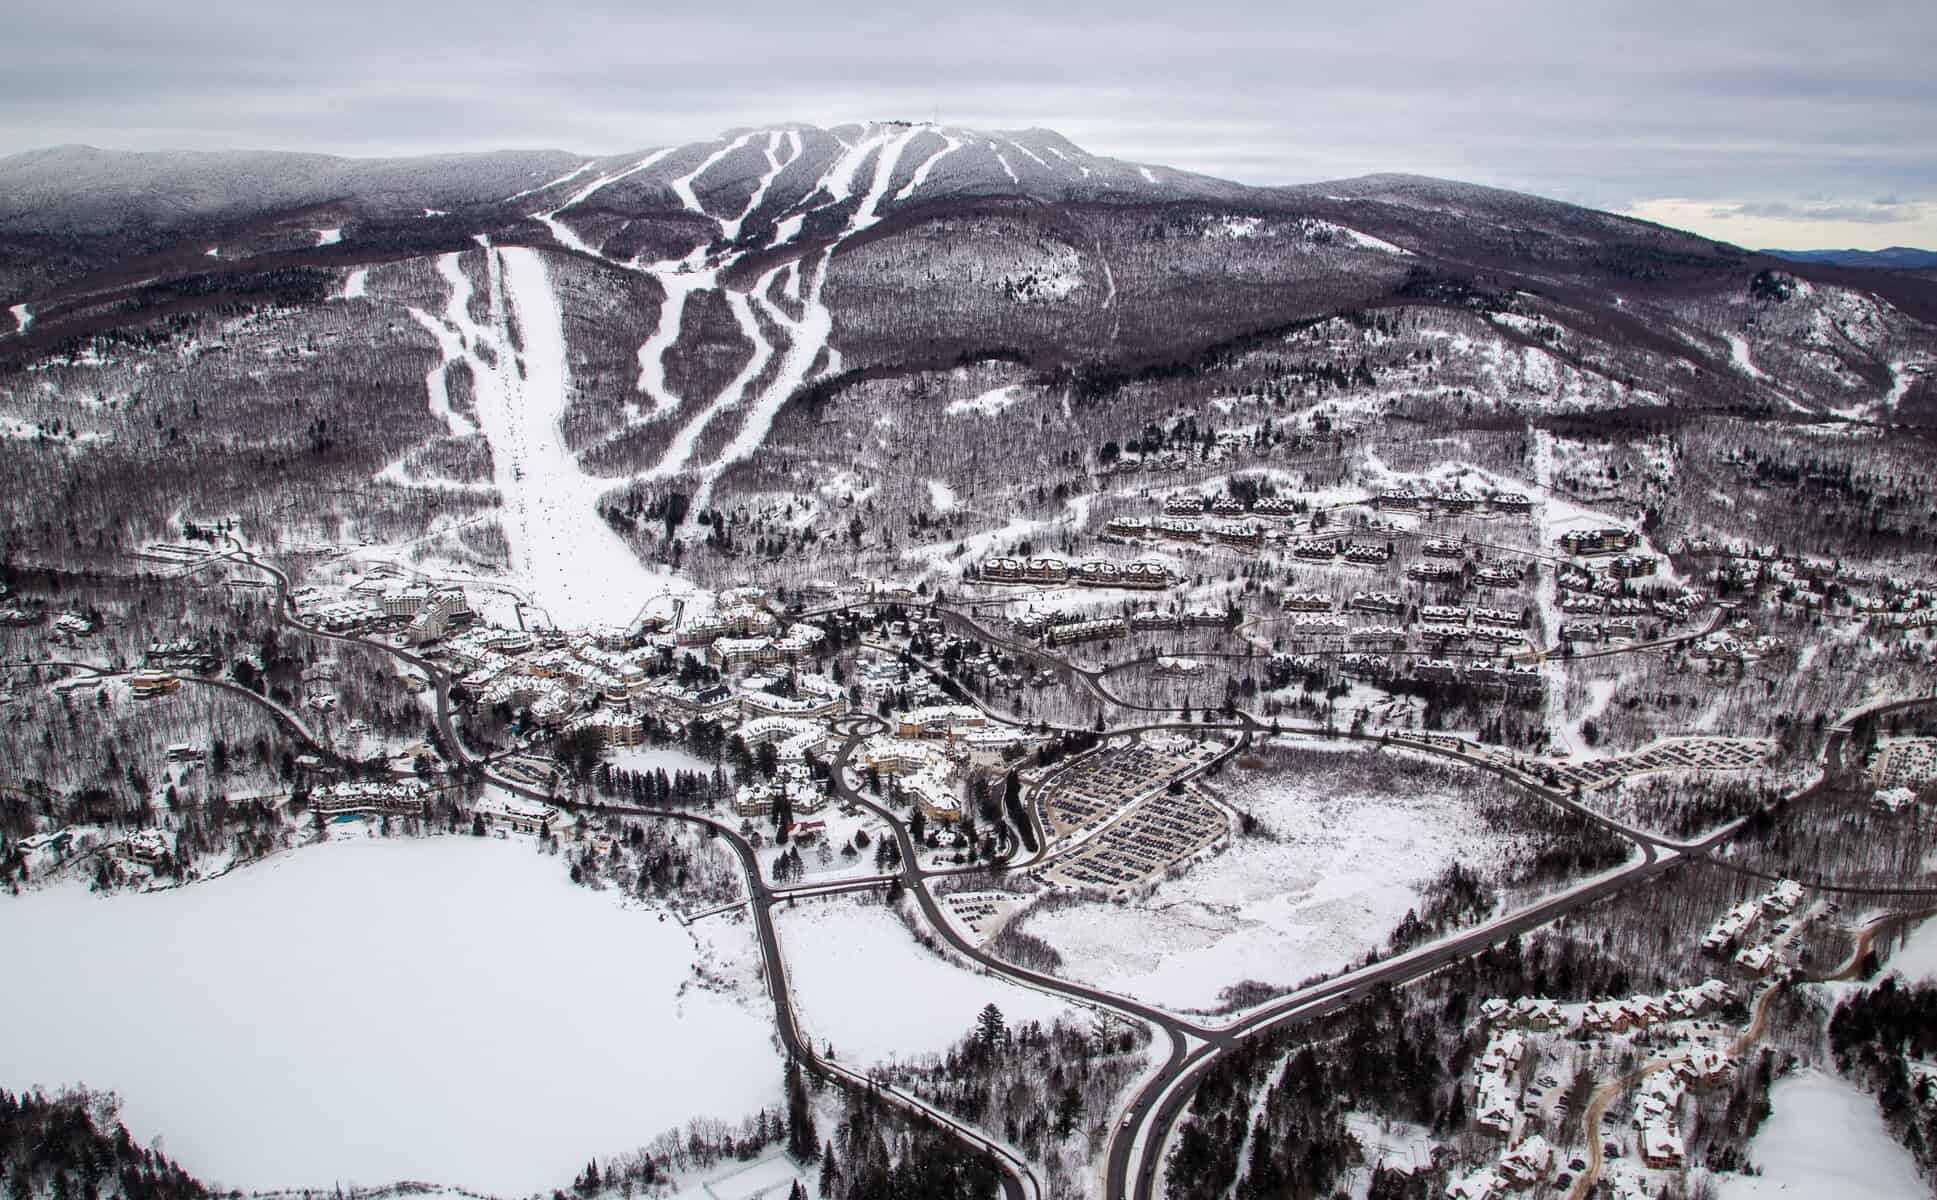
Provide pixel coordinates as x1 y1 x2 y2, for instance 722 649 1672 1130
1625 198 1937 252
0 0 1932 250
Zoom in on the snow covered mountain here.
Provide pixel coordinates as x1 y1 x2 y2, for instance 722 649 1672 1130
2 120 1936 624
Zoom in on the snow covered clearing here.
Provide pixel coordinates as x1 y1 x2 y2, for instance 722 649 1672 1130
1884 913 1937 983
314 227 342 247
1724 332 1769 382
1716 1069 1925 1200
1885 360 1915 412
0 836 780 1195
775 898 1075 1065
1023 758 1519 1011
927 479 959 512
1326 224 1408 255
338 267 368 300
608 744 715 775
1138 166 1158 184
946 385 1025 417
7 303 28 333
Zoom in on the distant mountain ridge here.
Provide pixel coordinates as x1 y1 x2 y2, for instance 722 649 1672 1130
1763 246 1937 270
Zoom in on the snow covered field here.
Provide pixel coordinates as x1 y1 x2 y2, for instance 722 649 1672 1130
0 835 780 1194
775 898 1075 1064
1886 913 1937 983
1022 756 1518 1011
1717 1069 1925 1200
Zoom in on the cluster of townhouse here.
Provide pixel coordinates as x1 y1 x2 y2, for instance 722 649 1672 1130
1016 604 1231 647
1376 487 1533 516
1470 1029 1530 1137
975 557 1172 590
1445 1134 1553 1200
309 779 433 819
1700 879 1804 974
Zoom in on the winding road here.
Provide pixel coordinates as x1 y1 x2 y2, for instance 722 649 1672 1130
208 545 1937 1200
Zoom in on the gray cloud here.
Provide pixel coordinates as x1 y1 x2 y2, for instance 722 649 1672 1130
1718 200 1919 224
0 0 1933 245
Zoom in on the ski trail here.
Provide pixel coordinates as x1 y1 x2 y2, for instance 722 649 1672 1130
671 133 758 216
770 214 807 248
722 129 803 242
632 257 721 420
988 142 1019 185
849 125 925 234
403 297 480 438
504 161 596 203
1043 144 1091 178
1885 361 1912 411
1138 166 1158 185
686 258 835 515
895 131 963 201
1002 136 1050 170
484 246 695 625
535 148 676 254
816 126 897 205
650 286 776 479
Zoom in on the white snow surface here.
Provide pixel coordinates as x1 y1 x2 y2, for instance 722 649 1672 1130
775 899 1074 1065
1724 333 1770 382
338 267 368 300
927 479 959 512
1025 766 1518 1011
403 245 697 624
315 227 342 246
6 304 27 333
1718 1069 1925 1200
1885 913 1937 983
946 385 1025 417
0 836 780 1194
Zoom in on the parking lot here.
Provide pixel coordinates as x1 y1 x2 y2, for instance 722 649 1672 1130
1875 737 1937 789
1034 740 1210 840
1550 736 1771 792
1039 786 1230 891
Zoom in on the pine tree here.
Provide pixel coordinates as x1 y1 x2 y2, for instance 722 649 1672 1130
976 1003 1005 1050
818 1142 838 1198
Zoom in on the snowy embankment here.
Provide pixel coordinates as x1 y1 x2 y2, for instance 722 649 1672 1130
1022 776 1516 1012
0 835 779 1195
774 899 1075 1065
1884 913 1937 982
1716 1069 1925 1200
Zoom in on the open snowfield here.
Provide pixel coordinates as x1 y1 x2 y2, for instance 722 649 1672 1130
1718 1069 1925 1200
609 744 715 775
1885 913 1937 983
0 834 780 1194
1021 751 1518 1011
775 898 1075 1064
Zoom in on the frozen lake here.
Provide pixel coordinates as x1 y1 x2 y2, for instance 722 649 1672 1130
0 833 781 1194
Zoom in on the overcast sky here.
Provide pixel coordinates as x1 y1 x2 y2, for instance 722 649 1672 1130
3 0 1933 250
